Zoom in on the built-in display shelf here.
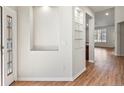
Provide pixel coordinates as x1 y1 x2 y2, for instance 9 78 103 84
73 7 84 49
73 21 83 25
75 38 83 40
75 30 83 32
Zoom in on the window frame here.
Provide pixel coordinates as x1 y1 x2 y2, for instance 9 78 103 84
94 28 107 43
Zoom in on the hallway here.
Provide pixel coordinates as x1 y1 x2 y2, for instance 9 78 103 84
11 48 124 86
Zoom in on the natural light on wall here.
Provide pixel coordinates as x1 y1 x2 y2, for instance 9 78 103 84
105 12 109 16
30 6 59 51
42 6 51 12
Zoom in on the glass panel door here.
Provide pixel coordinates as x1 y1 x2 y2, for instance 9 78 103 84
6 15 13 76
2 7 17 86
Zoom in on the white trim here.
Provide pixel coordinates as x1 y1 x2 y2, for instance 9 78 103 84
72 67 86 81
88 60 94 63
114 53 120 56
115 53 124 56
18 77 73 81
119 55 124 56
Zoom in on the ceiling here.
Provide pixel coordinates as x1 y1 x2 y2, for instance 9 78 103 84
88 6 114 12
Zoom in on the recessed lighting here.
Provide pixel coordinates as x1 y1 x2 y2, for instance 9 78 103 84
75 7 80 11
105 12 109 16
42 6 50 11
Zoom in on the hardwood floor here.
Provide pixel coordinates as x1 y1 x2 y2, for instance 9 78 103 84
11 48 124 86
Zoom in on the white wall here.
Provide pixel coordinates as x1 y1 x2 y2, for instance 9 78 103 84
17 6 94 81
115 6 124 56
8 6 17 12
95 8 115 27
15 6 94 81
17 6 73 81
32 7 59 50
115 7 124 23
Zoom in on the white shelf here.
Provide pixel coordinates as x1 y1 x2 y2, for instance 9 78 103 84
75 30 83 32
75 38 83 40
73 21 83 25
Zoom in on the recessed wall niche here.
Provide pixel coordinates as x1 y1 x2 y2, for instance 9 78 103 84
30 6 59 51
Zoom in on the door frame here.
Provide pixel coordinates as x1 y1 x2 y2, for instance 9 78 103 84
85 12 95 63
89 17 95 63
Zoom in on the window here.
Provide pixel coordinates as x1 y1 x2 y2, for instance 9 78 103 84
94 28 107 42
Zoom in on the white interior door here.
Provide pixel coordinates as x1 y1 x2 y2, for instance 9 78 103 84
2 7 17 86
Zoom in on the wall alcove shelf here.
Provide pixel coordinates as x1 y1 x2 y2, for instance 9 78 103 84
30 6 59 51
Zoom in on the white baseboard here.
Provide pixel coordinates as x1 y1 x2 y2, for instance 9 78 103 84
18 77 73 81
72 67 86 81
115 53 124 56
114 53 119 56
88 60 94 63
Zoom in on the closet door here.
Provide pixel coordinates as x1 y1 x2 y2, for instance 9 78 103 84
2 7 17 86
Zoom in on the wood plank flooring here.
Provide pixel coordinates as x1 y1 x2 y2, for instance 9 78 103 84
11 48 124 86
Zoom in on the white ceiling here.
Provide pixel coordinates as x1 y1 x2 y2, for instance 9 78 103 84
89 6 114 12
